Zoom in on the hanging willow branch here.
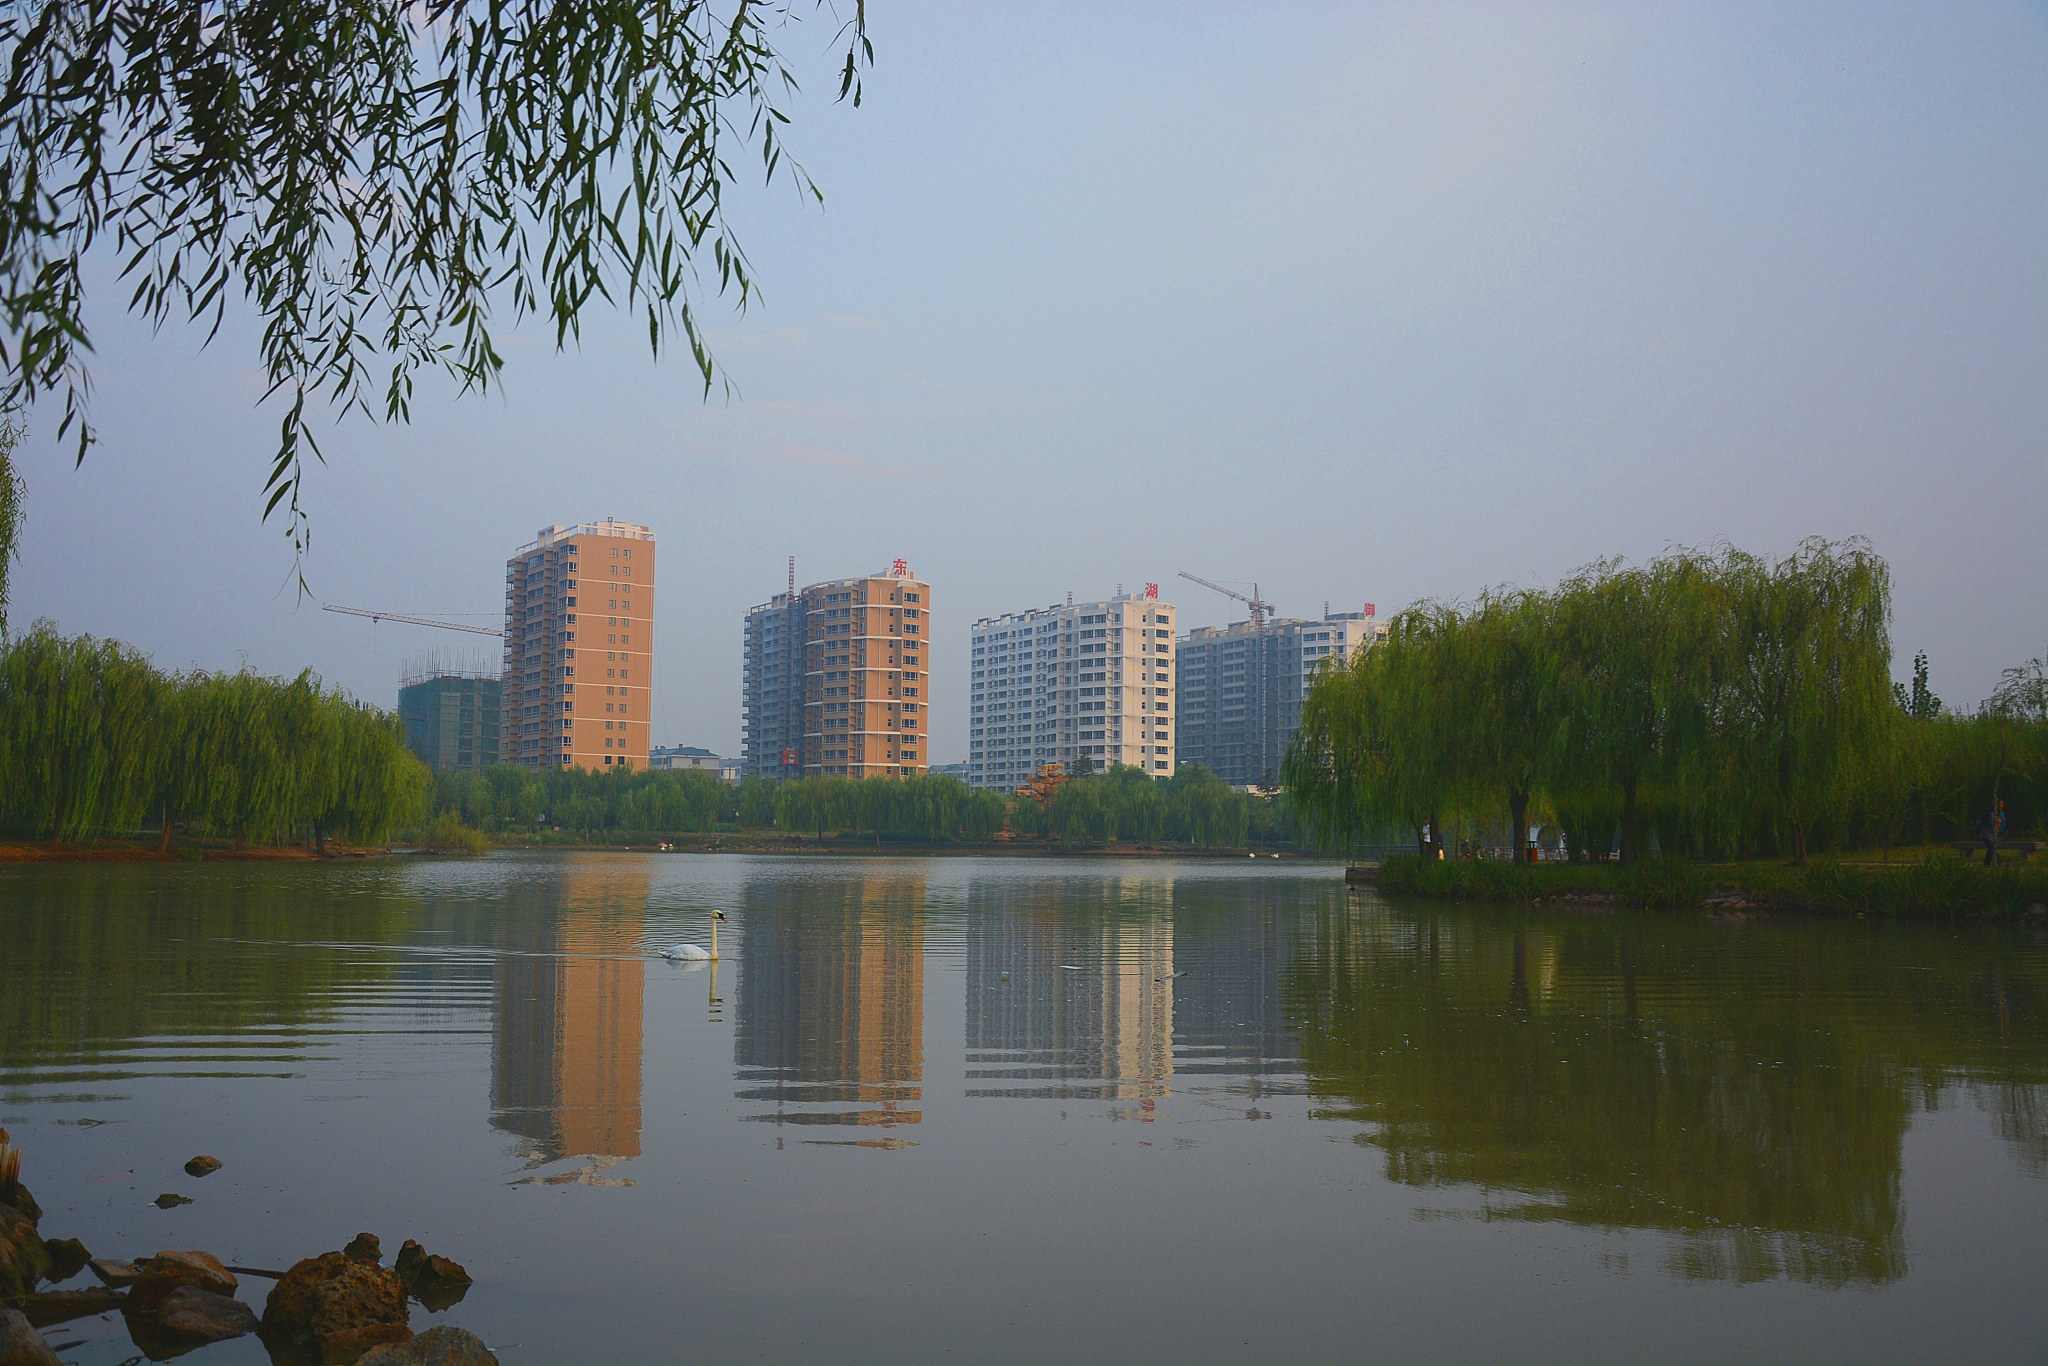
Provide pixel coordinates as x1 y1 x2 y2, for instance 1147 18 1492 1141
0 0 870 549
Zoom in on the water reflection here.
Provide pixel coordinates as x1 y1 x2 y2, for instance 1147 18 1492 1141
733 874 924 1128
490 864 648 1173
1285 900 2048 1287
963 876 1176 1100
4 855 2045 1338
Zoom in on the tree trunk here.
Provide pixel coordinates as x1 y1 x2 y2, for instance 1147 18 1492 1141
159 807 172 855
1508 787 1531 864
1618 779 1638 865
314 820 327 857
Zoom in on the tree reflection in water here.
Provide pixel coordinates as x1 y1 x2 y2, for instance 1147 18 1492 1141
1285 901 2048 1288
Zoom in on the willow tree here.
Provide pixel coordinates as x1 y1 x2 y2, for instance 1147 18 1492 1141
1981 653 2048 848
1545 553 1728 863
1284 642 1394 856
1720 539 1893 862
1448 590 1559 862
1283 608 1460 858
0 621 158 844
0 1 870 549
319 699 427 846
0 416 21 631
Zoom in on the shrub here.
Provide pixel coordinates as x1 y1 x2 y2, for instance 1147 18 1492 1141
416 811 487 855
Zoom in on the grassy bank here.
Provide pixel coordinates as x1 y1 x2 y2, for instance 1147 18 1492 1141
1372 852 2048 918
0 838 385 863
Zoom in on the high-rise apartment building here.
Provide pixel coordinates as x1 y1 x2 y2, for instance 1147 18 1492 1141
1175 608 1384 786
501 520 656 770
743 561 931 780
741 581 805 781
968 589 1176 792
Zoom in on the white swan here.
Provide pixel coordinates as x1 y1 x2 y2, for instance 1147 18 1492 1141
661 910 726 961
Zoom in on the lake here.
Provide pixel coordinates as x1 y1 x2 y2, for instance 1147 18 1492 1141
3 853 2045 1363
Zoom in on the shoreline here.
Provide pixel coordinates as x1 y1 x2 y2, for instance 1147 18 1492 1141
1361 852 2048 919
0 837 1324 865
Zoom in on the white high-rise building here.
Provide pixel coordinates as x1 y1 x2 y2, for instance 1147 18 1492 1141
968 589 1176 792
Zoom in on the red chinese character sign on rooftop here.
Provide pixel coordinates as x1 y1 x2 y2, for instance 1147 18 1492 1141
1143 583 1159 599
892 558 909 577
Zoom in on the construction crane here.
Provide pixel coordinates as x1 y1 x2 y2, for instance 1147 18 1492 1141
1178 570 1274 629
321 604 503 637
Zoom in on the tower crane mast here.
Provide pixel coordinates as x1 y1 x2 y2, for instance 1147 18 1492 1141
1177 570 1273 629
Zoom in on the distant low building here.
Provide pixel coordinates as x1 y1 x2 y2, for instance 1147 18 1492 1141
399 665 502 772
649 745 721 772
719 758 743 785
931 760 970 784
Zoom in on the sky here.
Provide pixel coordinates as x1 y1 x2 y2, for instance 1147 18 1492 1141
9 0 2046 763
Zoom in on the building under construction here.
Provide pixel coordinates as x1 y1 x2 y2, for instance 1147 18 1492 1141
1173 605 1384 788
399 651 503 772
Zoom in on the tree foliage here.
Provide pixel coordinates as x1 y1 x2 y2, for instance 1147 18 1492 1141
0 413 20 630
429 761 1277 850
0 620 427 845
0 0 869 547
1283 539 2029 861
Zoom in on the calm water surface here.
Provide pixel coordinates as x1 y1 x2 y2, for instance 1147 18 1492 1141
4 854 2046 1363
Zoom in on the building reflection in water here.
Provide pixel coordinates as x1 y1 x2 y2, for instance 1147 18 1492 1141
734 874 924 1129
490 862 648 1180
964 877 1178 1101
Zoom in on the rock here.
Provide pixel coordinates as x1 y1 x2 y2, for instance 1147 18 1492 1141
183 1156 223 1178
392 1240 426 1284
357 1326 500 1366
392 1242 469 1288
0 1308 62 1366
0 1135 38 1227
0 1205 51 1301
154 1193 193 1209
90 1257 141 1288
320 1323 413 1362
344 1232 383 1263
391 1242 470 1310
413 1257 471 1312
260 1251 409 1361
157 1285 258 1342
129 1250 238 1312
39 1236 88 1284
19 1287 126 1327
420 1256 469 1286
1 1184 39 1226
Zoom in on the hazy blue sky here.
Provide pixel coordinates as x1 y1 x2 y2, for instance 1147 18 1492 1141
10 1 2046 762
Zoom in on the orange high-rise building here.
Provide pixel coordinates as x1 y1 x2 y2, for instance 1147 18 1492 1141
801 561 931 778
749 560 932 779
502 520 655 771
